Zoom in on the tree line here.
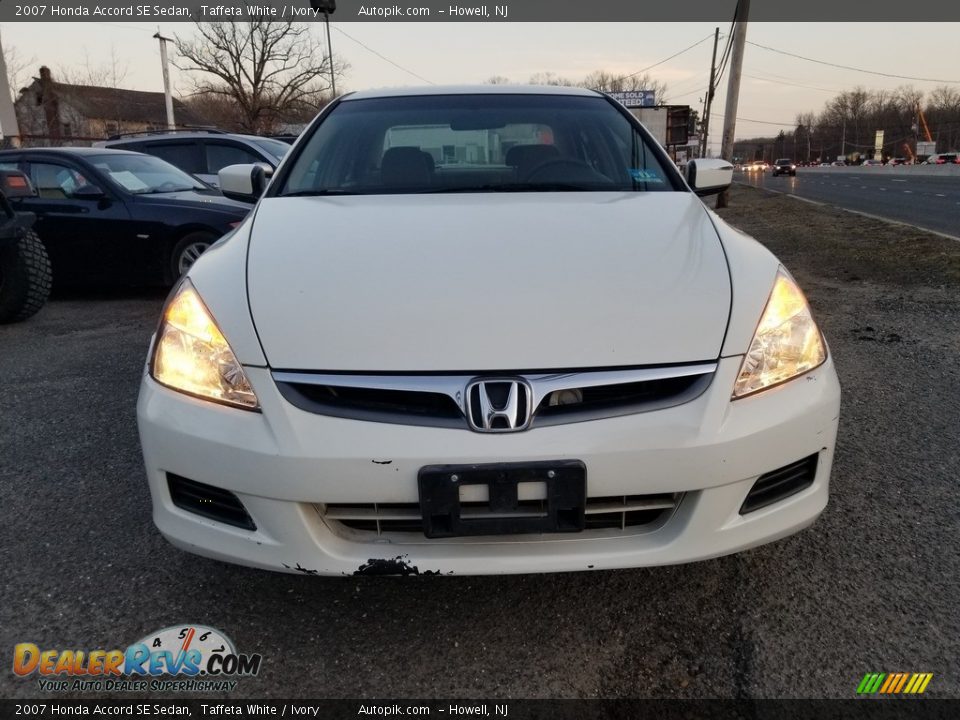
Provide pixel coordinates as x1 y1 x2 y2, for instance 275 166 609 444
735 85 960 163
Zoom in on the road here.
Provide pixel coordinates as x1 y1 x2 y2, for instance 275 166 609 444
1 186 959 701
737 167 960 238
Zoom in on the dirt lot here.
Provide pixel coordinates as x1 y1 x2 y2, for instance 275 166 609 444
1 184 958 700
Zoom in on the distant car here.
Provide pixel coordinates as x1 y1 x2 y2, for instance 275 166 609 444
861 159 884 166
0 148 250 284
98 130 290 188
772 158 796 176
831 161 846 167
745 161 766 172
888 157 907 166
819 162 831 167
935 153 959 164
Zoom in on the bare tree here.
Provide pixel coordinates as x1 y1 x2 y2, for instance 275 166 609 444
582 70 668 102
528 71 575 87
484 75 512 85
56 47 129 88
2 41 36 97
175 21 346 134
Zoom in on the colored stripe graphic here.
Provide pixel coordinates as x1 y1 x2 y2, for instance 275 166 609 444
857 672 932 695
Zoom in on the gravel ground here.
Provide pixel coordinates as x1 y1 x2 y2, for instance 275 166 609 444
1 185 958 700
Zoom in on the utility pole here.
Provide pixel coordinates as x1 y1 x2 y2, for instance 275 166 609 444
311 0 338 98
153 32 176 130
716 0 749 208
700 27 720 158
841 118 846 159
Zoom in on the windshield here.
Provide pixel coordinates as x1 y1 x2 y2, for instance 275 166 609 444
248 137 291 160
90 153 207 194
277 94 679 196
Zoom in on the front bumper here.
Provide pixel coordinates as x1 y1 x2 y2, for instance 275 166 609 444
137 356 841 576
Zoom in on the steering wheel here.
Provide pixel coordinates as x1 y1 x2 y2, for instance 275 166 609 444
522 158 611 184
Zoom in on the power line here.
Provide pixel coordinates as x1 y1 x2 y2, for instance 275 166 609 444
331 26 434 85
746 40 960 85
712 113 796 127
666 85 709 102
743 73 839 94
621 33 716 81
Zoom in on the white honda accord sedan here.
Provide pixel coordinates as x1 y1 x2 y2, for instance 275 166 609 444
137 86 840 576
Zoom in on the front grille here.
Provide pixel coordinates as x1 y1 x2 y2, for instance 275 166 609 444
322 493 681 537
274 363 715 430
167 474 256 530
281 383 463 424
534 374 708 424
740 454 819 514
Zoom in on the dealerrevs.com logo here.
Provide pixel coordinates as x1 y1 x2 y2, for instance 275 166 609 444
13 625 262 693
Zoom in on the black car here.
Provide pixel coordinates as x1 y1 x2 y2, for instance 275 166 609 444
772 158 797 176
0 148 250 285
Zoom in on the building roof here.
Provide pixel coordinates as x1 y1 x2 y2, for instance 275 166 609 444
42 81 205 126
345 85 601 101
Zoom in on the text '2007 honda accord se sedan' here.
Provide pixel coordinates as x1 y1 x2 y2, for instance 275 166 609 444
136 86 840 576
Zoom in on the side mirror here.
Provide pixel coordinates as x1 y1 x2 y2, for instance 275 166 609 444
686 159 733 197
218 164 268 203
72 184 106 199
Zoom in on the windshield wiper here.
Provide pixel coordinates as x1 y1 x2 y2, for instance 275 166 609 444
422 182 598 193
280 189 363 197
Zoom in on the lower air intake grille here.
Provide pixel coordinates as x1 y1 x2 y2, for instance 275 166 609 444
740 454 819 514
167 474 256 530
322 493 680 536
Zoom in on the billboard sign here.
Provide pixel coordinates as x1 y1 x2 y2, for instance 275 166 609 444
608 90 655 108
917 141 937 157
874 130 884 160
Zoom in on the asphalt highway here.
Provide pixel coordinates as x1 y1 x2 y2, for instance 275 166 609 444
737 167 960 238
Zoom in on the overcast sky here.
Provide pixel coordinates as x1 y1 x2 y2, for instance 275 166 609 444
3 22 958 148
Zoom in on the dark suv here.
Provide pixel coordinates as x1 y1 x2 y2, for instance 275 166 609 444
772 158 796 176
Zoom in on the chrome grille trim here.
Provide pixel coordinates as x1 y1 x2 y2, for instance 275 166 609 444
274 363 717 429
320 493 683 537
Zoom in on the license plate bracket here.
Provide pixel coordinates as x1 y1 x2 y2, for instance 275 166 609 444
418 460 586 538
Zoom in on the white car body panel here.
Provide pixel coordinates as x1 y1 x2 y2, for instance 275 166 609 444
136 84 841 576
247 193 731 371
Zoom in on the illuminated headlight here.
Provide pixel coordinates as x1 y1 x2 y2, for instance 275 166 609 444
733 268 826 398
150 280 259 409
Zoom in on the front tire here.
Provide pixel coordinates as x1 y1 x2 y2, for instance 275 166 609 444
170 231 216 281
0 229 52 324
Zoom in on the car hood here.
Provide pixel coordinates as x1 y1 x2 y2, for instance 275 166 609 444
246 192 731 371
135 190 250 216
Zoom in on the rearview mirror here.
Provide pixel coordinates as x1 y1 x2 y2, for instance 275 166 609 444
218 164 268 203
686 159 733 197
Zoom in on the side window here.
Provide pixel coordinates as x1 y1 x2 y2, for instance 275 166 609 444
0 160 20 171
28 162 97 200
142 142 204 175
205 143 263 174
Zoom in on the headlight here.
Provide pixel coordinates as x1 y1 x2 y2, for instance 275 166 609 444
150 280 259 409
733 268 826 398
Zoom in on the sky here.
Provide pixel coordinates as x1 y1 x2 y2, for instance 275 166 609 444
3 22 959 150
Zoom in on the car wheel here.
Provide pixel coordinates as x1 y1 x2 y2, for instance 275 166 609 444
0 229 52 324
170 232 216 280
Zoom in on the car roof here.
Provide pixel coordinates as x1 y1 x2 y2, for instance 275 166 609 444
105 132 269 143
0 146 141 156
344 84 602 101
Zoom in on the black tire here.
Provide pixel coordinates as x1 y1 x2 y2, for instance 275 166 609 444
170 231 216 281
0 229 52 324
